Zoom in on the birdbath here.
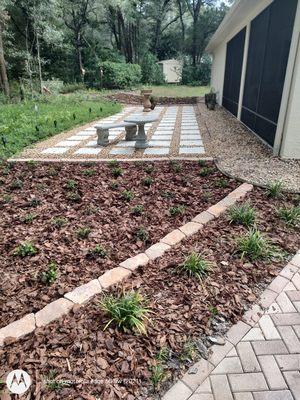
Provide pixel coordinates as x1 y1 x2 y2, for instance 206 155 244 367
124 114 158 149
141 89 153 112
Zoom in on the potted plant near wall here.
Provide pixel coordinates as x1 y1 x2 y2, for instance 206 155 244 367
205 88 217 110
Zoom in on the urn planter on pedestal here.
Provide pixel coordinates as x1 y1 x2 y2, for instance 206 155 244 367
141 89 153 112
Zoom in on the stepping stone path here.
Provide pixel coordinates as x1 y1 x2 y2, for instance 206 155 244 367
11 105 207 161
163 254 300 400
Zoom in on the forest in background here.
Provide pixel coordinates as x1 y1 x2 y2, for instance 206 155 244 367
0 0 232 99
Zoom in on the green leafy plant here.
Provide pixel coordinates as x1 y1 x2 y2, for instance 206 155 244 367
2 194 12 203
161 190 174 199
99 290 151 334
10 178 23 190
110 180 119 189
198 159 207 167
199 167 214 177
228 203 256 227
51 216 68 228
214 178 229 188
82 168 96 177
135 226 149 242
170 161 182 173
77 227 91 239
28 197 41 207
21 213 37 224
150 364 166 389
45 370 69 391
108 160 119 168
66 191 81 202
169 205 185 216
87 244 107 258
112 167 123 178
266 181 283 198
277 206 300 226
13 241 37 257
180 340 199 362
179 251 212 280
131 204 144 216
42 262 58 285
122 190 134 202
144 164 154 174
142 176 153 187
66 179 78 190
237 229 280 260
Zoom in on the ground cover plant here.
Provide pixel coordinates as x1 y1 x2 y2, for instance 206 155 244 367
0 160 237 327
0 95 121 159
0 187 299 399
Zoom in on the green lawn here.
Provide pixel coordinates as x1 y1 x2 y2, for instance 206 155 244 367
0 94 121 159
137 85 210 98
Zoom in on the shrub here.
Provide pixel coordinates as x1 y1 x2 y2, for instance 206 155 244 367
277 206 300 226
42 262 58 285
101 61 142 89
141 53 165 85
169 205 185 216
266 181 283 198
179 252 212 280
228 203 256 227
181 55 211 86
100 290 151 334
59 83 86 94
237 229 279 260
13 242 37 257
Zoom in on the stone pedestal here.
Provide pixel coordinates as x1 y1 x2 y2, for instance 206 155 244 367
141 89 152 112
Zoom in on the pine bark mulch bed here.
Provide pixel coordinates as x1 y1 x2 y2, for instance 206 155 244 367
0 187 299 399
0 161 236 328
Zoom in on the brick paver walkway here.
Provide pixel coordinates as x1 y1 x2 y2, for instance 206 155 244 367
164 253 300 400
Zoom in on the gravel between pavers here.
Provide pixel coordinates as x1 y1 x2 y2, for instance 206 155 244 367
198 103 300 192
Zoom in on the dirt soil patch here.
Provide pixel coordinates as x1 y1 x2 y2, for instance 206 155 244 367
0 161 237 327
0 187 299 399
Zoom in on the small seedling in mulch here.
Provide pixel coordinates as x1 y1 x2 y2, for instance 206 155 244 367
199 167 215 177
87 244 107 258
135 226 149 243
237 229 281 261
161 190 174 199
28 197 41 207
10 178 23 190
198 159 207 167
142 177 153 187
99 290 151 334
149 363 166 389
47 167 59 177
112 167 123 178
131 204 144 216
277 206 300 227
77 226 91 239
41 262 58 285
13 241 37 257
122 190 134 202
84 205 100 215
82 168 96 177
108 160 119 168
202 192 212 202
66 191 81 202
21 213 37 224
65 179 78 190
51 216 68 228
179 252 212 280
45 370 69 391
156 347 170 362
26 160 37 169
228 202 256 227
2 194 12 203
208 305 219 316
110 180 119 189
214 178 229 188
144 164 154 174
266 181 283 198
170 161 182 173
169 205 185 216
179 339 199 363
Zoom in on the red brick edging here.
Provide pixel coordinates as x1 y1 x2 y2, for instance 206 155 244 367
0 183 253 347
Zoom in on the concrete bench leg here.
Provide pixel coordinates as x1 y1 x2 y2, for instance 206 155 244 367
97 128 109 146
125 125 137 141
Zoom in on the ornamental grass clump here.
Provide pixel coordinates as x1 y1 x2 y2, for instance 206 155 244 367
131 204 144 216
237 229 280 261
277 206 300 227
266 181 283 198
169 205 185 216
228 202 256 227
179 252 212 280
100 290 151 334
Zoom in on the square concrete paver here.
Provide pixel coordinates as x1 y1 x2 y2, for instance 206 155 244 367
180 147 205 154
42 147 69 154
74 148 102 155
144 148 170 155
55 140 82 147
110 148 135 155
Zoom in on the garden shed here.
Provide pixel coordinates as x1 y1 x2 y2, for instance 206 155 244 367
157 59 182 83
206 0 300 159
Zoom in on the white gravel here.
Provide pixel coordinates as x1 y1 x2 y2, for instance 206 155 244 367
198 103 300 193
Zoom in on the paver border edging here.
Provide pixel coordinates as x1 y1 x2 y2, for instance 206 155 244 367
162 252 300 400
0 182 253 347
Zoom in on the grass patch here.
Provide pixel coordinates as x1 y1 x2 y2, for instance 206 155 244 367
228 202 256 227
179 252 212 280
237 229 281 261
266 181 283 198
0 95 121 159
277 206 300 227
100 290 151 334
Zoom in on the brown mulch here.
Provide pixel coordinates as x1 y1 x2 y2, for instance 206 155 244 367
0 187 299 399
0 161 237 328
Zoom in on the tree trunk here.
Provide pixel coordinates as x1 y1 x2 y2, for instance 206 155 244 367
75 32 84 81
177 0 185 43
0 22 10 97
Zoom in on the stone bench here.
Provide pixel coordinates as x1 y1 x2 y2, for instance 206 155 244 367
94 122 137 146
